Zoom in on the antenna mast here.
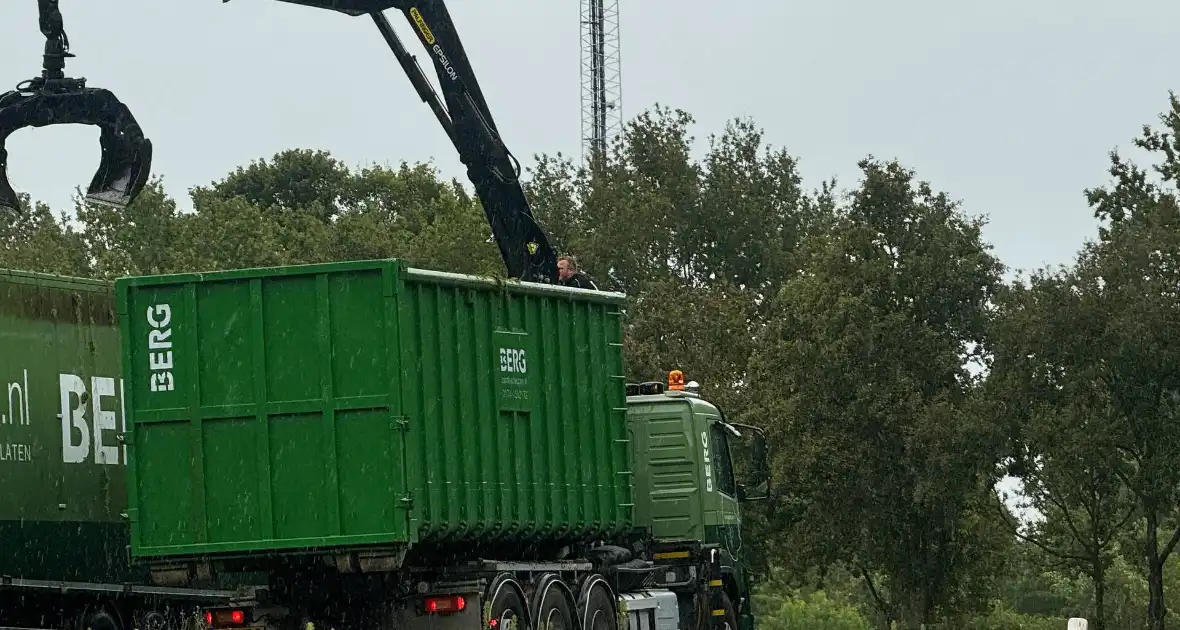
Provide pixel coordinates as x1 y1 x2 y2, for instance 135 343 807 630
580 0 621 166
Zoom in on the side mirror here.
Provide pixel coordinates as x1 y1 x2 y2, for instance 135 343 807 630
729 422 770 503
737 479 770 502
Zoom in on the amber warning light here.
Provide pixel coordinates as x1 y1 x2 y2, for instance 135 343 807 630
668 370 686 391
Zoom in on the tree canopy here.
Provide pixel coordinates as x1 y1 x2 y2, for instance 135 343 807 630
8 91 1180 630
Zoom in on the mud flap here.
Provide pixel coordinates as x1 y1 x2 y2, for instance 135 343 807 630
0 80 152 213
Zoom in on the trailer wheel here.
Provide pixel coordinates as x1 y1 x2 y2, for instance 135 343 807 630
75 605 123 630
134 606 183 630
535 587 573 630
486 580 527 630
576 579 615 630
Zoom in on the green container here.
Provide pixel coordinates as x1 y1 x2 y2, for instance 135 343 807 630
0 269 143 582
117 259 632 561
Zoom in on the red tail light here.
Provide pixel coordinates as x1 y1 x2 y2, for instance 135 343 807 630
205 609 248 627
425 595 467 614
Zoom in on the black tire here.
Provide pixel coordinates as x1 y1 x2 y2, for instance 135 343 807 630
487 580 528 630
578 581 616 630
534 583 575 630
133 605 185 630
75 605 123 630
691 590 737 630
715 592 738 630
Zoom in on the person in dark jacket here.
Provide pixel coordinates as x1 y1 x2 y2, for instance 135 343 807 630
557 255 598 290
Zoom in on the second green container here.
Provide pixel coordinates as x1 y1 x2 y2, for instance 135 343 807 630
116 259 632 561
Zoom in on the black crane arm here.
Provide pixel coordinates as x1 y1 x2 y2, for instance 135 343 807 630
269 0 559 284
4 0 555 283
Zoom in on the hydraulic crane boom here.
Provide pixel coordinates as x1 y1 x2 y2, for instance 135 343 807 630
3 0 557 284
259 0 560 284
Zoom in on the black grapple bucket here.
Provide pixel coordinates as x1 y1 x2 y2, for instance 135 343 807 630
0 81 152 213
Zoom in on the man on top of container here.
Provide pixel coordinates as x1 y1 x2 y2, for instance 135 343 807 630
557 255 598 290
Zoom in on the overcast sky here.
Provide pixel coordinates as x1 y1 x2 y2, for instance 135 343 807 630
3 0 1178 278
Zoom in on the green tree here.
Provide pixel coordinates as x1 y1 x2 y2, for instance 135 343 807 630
745 157 1008 628
525 109 837 583
528 107 831 295
75 149 503 277
75 179 185 278
202 152 501 274
758 591 872 630
208 148 356 222
526 107 829 405
983 267 1138 630
344 162 501 275
1075 91 1180 630
0 192 90 276
171 190 297 271
752 566 873 630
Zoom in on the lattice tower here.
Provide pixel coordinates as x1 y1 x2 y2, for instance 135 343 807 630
580 0 622 165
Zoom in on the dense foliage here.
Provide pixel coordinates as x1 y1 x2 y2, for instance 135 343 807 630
6 93 1180 629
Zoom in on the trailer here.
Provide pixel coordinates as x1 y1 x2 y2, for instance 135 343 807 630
115 258 771 630
0 269 243 630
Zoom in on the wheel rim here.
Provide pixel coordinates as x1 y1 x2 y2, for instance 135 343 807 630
587 609 611 630
139 611 169 630
542 606 569 630
495 610 518 630
81 609 121 630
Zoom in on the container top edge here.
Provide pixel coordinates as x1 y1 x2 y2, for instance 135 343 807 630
404 267 628 302
113 259 399 288
0 267 113 292
111 258 630 303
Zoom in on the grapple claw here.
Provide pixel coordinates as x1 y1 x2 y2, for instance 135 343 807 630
0 145 21 213
0 79 152 214
87 123 153 208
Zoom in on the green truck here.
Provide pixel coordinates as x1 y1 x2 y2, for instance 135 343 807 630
0 269 237 630
116 259 771 630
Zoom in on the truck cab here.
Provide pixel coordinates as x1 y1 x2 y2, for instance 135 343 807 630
625 371 770 630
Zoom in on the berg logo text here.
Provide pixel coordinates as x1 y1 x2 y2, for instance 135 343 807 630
147 304 175 392
499 348 527 374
